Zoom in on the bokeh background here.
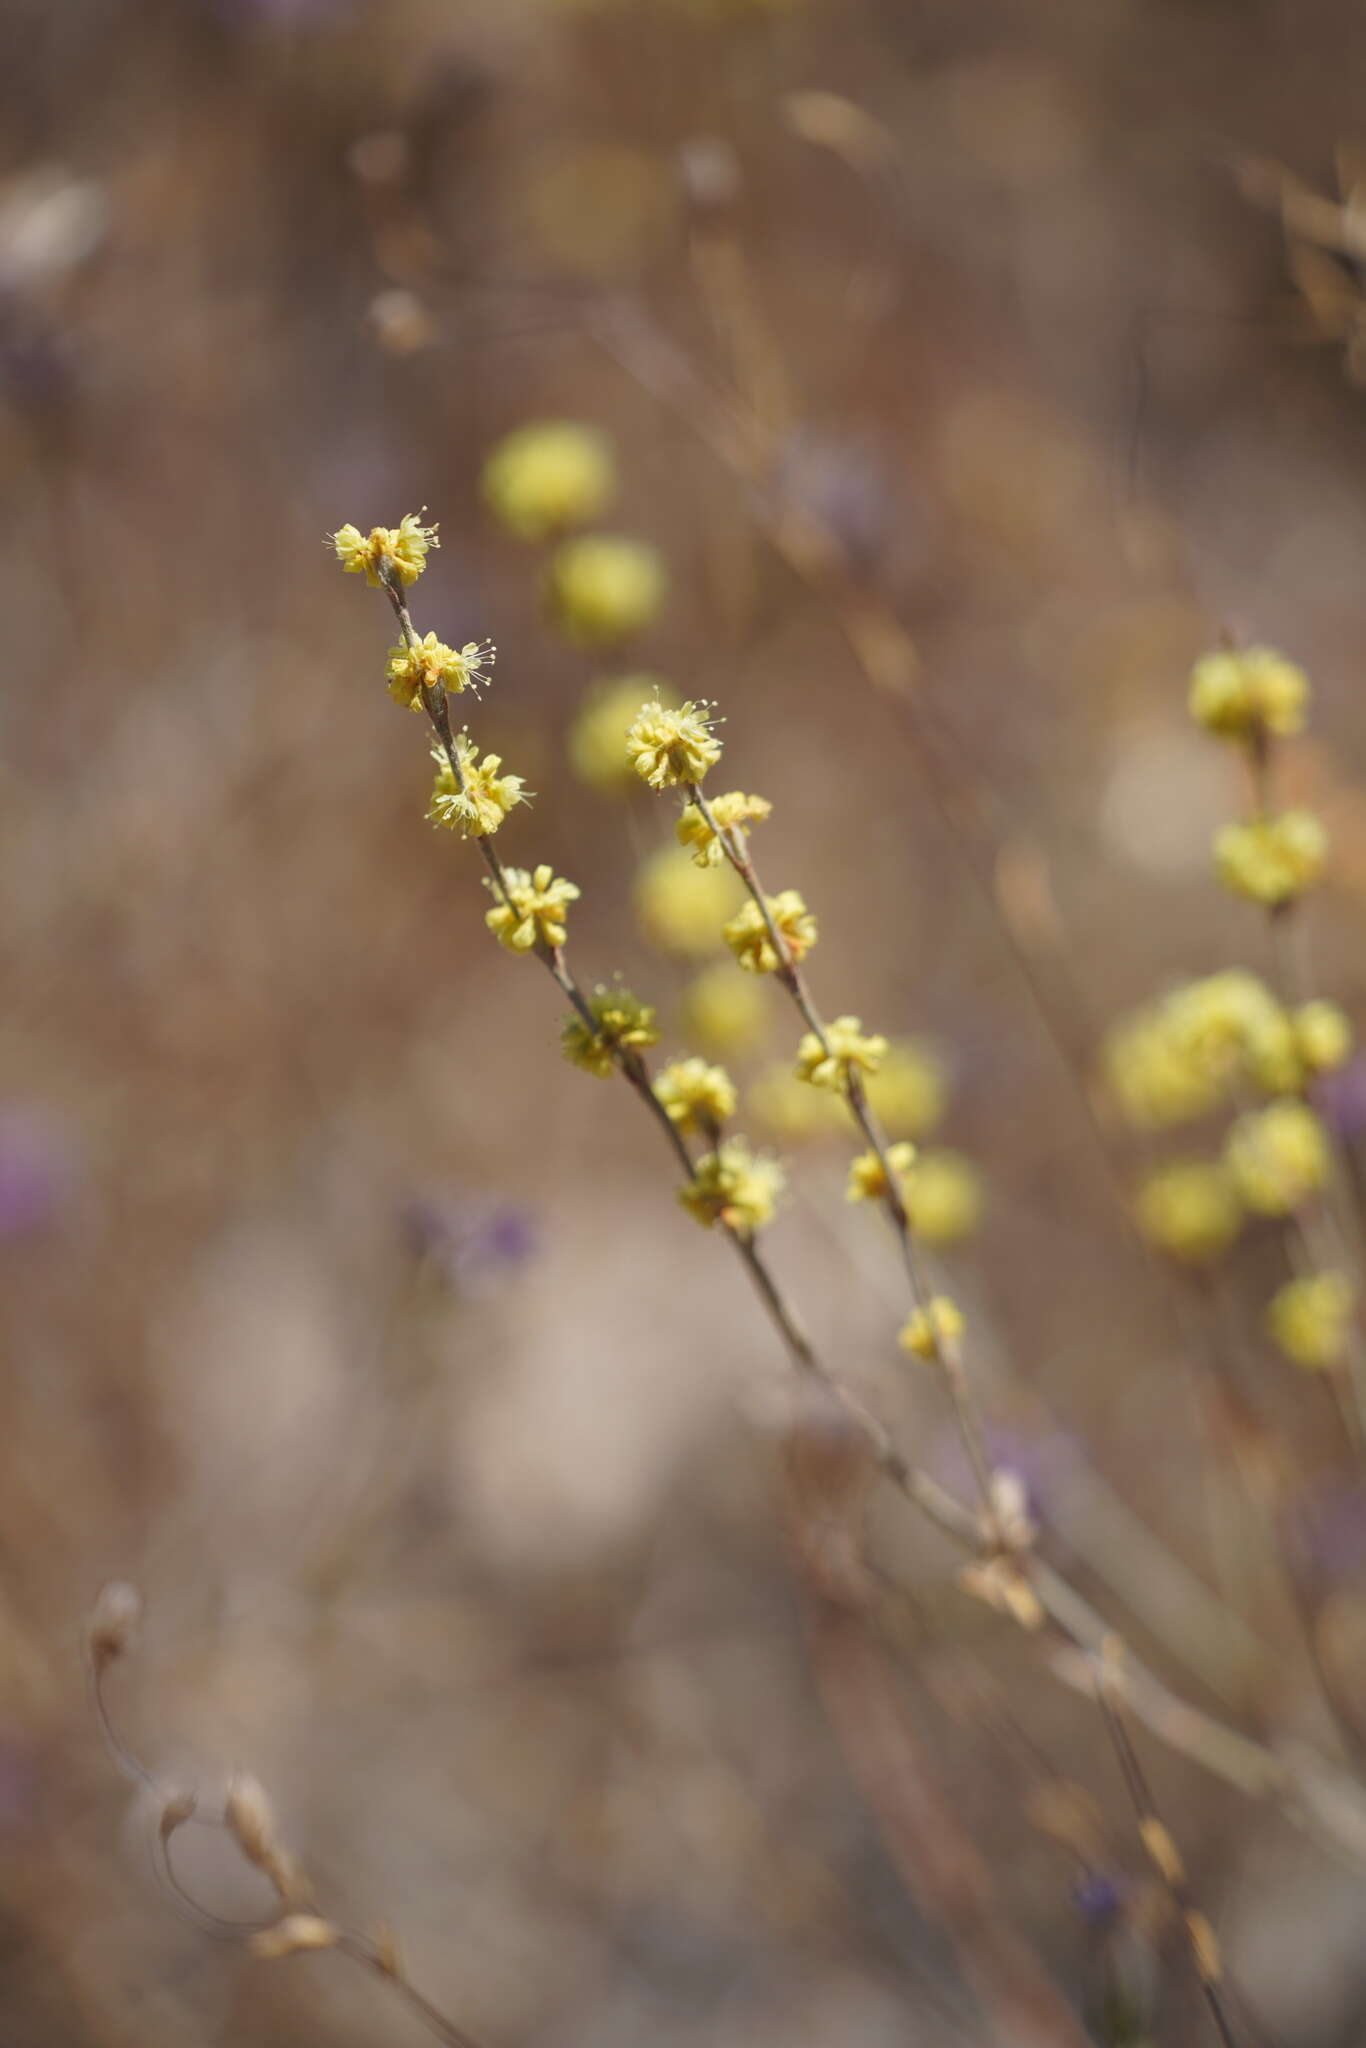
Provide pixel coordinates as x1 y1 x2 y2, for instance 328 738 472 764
7 0 1366 2041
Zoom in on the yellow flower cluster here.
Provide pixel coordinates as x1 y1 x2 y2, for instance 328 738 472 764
427 740 527 839
1267 1271 1355 1369
681 963 770 1054
748 1064 844 1140
653 1057 736 1134
634 845 741 957
626 699 723 789
676 790 772 867
1134 1161 1241 1264
678 1138 785 1235
899 1295 964 1361
332 514 437 588
485 865 580 953
561 984 660 1076
482 421 615 542
1105 970 1319 1129
569 675 675 792
1224 1099 1330 1215
795 1015 887 1091
846 1140 916 1204
865 1039 947 1139
905 1150 983 1244
1188 646 1308 741
386 633 494 712
724 890 817 974
547 535 666 646
1214 810 1327 906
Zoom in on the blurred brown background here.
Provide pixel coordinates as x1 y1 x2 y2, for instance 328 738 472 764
6 1 1366 2042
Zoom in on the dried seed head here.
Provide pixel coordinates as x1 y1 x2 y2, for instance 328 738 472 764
250 1914 340 1961
1185 1909 1223 1983
87 1581 141 1671
158 1789 198 1843
1139 1816 1186 1887
225 1773 308 1904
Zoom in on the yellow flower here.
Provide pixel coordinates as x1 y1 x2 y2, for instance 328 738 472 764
795 1015 887 1091
481 421 615 541
569 676 676 792
386 632 494 712
331 513 438 588
1225 1099 1330 1215
625 698 723 790
681 963 770 1055
904 1150 984 1245
1105 971 1286 1129
1214 810 1327 906
546 535 666 646
485 865 580 952
678 1138 785 1234
1267 1271 1355 1369
676 790 772 867
1134 1162 1241 1264
1188 645 1309 741
426 740 528 839
749 1065 844 1141
654 1057 736 1134
561 984 660 1076
899 1296 964 1362
846 1140 916 1204
634 845 743 957
724 890 817 974
1296 1000 1352 1075
864 1038 947 1139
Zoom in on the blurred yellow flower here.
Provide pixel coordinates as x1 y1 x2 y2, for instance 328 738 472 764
482 421 615 541
634 845 742 957
1267 1271 1355 1369
749 1064 844 1141
1296 1000 1352 1075
569 675 676 792
795 1016 887 1091
1214 810 1326 906
899 1296 964 1361
905 1149 984 1245
654 1057 736 1134
1188 645 1308 741
1225 1099 1330 1215
846 1140 916 1204
676 790 772 867
865 1038 947 1139
547 534 666 646
681 963 770 1055
1134 1161 1241 1264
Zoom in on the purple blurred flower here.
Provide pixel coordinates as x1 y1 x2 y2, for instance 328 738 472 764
400 1191 539 1295
1312 1054 1366 1143
1290 1478 1366 1582
1072 1871 1128 1925
931 1419 1080 1524
0 1106 72 1243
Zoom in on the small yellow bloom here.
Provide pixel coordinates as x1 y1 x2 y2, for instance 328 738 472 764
332 513 438 588
569 675 676 792
681 963 770 1055
561 984 660 1076
795 1015 887 1092
724 890 817 974
626 698 723 790
654 1056 736 1134
482 420 615 541
1267 1270 1355 1369
1225 1099 1330 1215
899 1295 965 1361
426 740 528 838
904 1149 984 1245
846 1140 917 1204
485 864 580 952
676 790 772 867
1134 1161 1241 1264
1214 810 1327 906
386 632 494 712
546 534 666 646
1188 645 1309 741
1105 970 1287 1129
634 845 743 957
1296 1000 1352 1075
678 1138 785 1234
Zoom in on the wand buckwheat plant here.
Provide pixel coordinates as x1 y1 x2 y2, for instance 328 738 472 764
319 504 1366 1915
